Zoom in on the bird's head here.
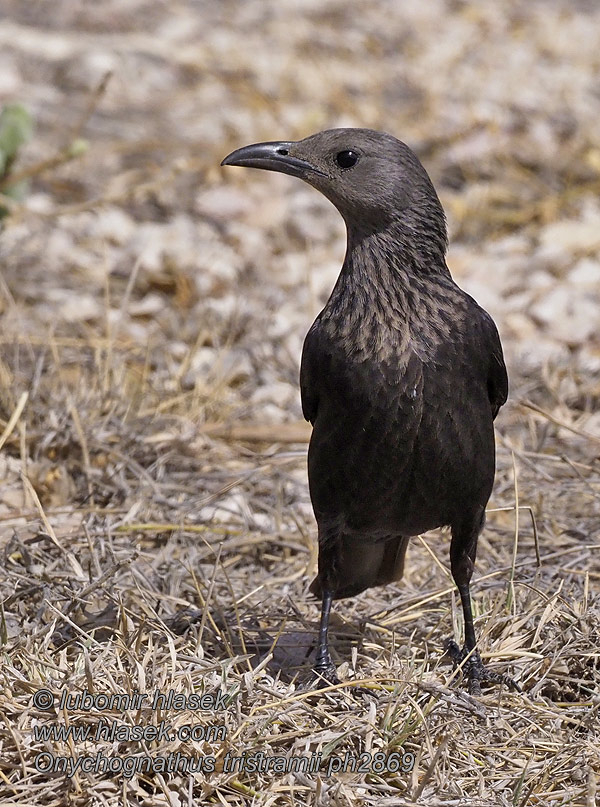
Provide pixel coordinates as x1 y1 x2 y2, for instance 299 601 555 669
222 128 447 247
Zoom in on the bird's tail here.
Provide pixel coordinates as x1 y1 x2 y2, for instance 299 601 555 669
310 535 410 601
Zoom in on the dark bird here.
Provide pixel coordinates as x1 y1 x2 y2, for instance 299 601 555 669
222 128 516 695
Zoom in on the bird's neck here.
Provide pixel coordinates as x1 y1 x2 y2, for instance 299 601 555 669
318 219 465 362
327 222 453 319
348 211 449 273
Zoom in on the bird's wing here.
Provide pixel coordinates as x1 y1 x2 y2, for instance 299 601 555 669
482 313 508 419
300 321 321 424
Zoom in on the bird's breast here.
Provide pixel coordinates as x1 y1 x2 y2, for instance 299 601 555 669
307 321 494 535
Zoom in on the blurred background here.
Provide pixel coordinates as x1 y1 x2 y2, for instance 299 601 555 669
1 1 599 804
2 0 600 388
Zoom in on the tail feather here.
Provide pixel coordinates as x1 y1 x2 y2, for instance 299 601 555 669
310 535 410 600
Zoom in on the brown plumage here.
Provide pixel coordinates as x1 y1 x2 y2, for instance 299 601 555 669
222 128 518 694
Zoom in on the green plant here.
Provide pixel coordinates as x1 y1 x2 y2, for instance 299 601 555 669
0 103 33 217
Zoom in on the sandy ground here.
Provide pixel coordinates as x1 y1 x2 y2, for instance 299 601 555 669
0 1 599 805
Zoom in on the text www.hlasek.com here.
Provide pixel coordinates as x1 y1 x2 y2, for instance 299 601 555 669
33 720 225 744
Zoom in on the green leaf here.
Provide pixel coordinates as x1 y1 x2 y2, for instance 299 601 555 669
0 104 33 168
68 138 89 158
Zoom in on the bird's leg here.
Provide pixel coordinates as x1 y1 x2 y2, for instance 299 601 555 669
447 515 521 695
311 589 340 686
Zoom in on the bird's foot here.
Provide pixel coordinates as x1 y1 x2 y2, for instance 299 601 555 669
446 640 521 696
300 664 374 699
303 663 342 690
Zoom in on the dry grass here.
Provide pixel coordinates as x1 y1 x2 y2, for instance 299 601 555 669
1 277 599 807
1 1 600 805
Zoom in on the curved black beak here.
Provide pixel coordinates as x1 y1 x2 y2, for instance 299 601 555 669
221 141 326 179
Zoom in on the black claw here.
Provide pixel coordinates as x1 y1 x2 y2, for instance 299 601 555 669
445 640 521 694
445 639 462 661
310 664 341 688
297 663 341 692
300 666 375 700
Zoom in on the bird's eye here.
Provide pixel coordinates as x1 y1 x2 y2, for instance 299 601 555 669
335 150 359 169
